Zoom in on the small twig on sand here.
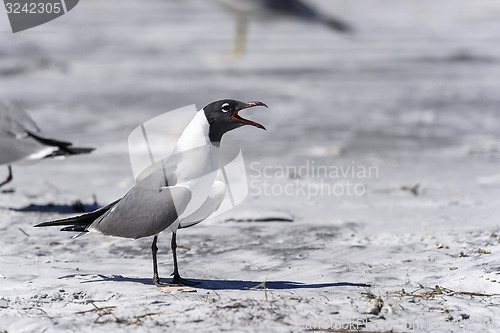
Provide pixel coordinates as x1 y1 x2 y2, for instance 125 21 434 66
76 302 118 324
124 312 170 325
442 287 499 297
401 184 420 196
76 302 170 325
18 227 30 237
390 285 500 299
76 305 116 315
247 276 268 302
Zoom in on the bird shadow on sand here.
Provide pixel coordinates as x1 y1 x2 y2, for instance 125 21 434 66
8 201 100 214
81 274 371 290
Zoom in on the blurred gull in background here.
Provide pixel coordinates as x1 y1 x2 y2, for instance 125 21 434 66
0 101 94 188
212 0 354 56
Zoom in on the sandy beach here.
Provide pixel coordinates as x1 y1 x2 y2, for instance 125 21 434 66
1 0 500 332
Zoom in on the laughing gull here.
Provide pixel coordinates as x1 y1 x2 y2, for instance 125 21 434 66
213 0 354 55
0 101 94 187
35 99 267 287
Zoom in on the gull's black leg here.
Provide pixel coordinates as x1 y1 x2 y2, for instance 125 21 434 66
152 235 171 287
171 231 199 286
171 231 179 279
0 166 13 188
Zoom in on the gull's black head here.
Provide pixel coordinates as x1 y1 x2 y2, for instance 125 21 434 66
203 99 267 143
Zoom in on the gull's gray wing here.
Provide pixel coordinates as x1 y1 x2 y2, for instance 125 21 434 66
0 101 53 165
0 100 40 137
35 162 187 238
179 180 226 229
0 136 57 165
0 101 94 165
89 166 191 239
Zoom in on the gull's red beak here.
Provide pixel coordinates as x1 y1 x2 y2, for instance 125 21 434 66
232 101 267 130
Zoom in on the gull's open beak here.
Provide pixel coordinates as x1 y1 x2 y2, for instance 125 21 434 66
232 101 268 130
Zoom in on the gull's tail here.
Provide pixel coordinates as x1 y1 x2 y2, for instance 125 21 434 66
35 199 120 232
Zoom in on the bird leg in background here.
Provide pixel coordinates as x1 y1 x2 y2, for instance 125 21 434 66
232 16 248 57
171 231 199 286
0 166 13 188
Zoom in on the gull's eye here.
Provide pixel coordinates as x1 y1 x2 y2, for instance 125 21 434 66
221 103 231 112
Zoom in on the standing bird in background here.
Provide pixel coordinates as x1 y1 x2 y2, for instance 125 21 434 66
0 101 94 188
35 99 267 287
212 0 354 56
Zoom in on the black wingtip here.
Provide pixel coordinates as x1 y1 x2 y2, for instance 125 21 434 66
27 130 95 157
64 147 95 155
34 221 56 227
